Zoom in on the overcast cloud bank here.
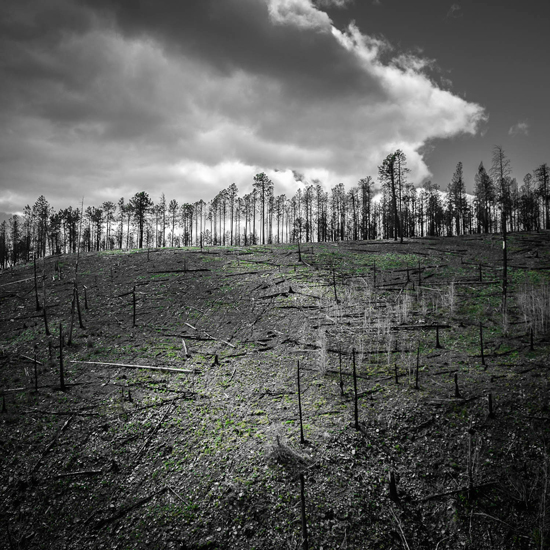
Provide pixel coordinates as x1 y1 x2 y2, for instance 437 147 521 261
0 0 485 213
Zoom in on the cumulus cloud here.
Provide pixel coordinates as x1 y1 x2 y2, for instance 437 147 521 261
267 0 332 29
0 0 486 214
508 121 529 137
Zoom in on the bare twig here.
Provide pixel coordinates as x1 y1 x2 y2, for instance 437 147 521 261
473 512 530 538
389 506 410 550
20 355 42 365
435 536 452 550
31 415 74 475
166 485 186 503
183 322 235 348
95 487 168 529
131 402 176 468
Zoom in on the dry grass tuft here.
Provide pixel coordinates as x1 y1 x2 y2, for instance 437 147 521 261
517 283 550 336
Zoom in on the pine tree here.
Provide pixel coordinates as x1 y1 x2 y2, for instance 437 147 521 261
379 150 408 242
491 146 512 234
168 199 179 247
534 163 550 229
358 177 373 240
227 183 238 246
129 192 153 249
9 214 20 265
32 195 51 258
448 162 466 235
158 193 167 247
0 221 7 269
102 201 116 250
253 173 274 245
520 173 538 231
474 162 494 233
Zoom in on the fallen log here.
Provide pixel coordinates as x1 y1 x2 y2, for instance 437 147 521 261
182 323 236 348
31 415 73 475
132 402 176 467
95 487 168 529
224 271 262 277
70 360 199 374
147 268 210 274
50 469 103 479
24 407 99 417
0 276 43 288
390 324 451 331
20 355 43 365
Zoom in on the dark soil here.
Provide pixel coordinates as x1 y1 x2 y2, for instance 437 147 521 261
1 233 550 549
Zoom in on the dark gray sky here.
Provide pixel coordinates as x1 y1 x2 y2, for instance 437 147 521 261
1 0 547 217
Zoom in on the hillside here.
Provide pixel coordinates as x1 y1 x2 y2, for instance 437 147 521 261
1 233 550 549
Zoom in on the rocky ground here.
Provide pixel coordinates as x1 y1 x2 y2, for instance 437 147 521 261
1 232 549 549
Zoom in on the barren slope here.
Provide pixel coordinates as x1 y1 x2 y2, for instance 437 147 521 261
1 233 550 549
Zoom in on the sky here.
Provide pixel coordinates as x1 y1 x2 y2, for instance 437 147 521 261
1 0 548 221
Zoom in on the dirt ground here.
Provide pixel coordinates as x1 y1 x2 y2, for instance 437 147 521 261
1 232 549 549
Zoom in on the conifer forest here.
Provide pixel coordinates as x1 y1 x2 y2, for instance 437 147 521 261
2 150 550 264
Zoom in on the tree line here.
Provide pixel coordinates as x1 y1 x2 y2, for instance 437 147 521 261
1 146 549 267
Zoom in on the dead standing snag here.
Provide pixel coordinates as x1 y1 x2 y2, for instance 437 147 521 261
435 325 442 349
414 341 420 390
132 285 136 328
59 323 66 391
352 348 359 430
297 360 306 445
389 471 399 503
33 254 40 311
300 473 309 550
75 286 84 329
33 343 38 392
338 345 344 396
480 322 486 366
42 302 50 336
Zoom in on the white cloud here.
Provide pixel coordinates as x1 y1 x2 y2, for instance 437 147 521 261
267 0 332 30
508 121 529 137
329 22 485 179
